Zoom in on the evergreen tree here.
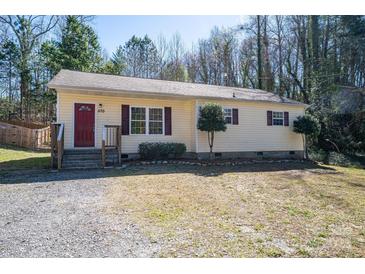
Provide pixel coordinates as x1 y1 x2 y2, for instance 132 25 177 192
41 16 102 74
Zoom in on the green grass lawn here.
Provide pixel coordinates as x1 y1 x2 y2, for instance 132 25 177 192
0 144 50 172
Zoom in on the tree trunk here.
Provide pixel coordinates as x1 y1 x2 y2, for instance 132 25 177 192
208 131 214 160
296 16 310 103
262 16 274 91
20 66 31 122
8 52 13 120
256 15 263 90
302 134 308 159
309 15 320 73
275 16 284 96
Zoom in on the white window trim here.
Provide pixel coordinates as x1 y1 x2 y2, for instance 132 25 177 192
224 107 233 124
272 111 284 126
129 106 164 135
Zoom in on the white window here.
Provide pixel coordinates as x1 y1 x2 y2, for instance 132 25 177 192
224 108 232 124
272 111 284 126
131 107 146 134
130 107 164 135
149 108 163 134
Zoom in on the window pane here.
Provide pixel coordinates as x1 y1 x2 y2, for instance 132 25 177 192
273 112 283 118
131 121 146 134
224 108 232 116
131 107 146 120
149 121 163 134
225 117 232 124
149 108 162 121
273 119 283 125
224 108 232 124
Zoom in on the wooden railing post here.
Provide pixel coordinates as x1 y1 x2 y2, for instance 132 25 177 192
102 140 106 168
101 127 106 168
53 123 64 170
57 138 62 170
50 124 56 168
57 124 64 170
117 126 121 164
101 125 122 167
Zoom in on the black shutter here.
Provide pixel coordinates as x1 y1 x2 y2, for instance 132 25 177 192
121 105 129 135
232 108 239 125
267 111 272 126
284 111 289 126
164 107 172 135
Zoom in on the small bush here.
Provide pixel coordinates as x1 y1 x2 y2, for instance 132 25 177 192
138 142 187 160
309 148 328 162
327 152 365 168
309 149 365 168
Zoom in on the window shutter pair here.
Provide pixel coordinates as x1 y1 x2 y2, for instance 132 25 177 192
121 105 172 135
267 110 289 126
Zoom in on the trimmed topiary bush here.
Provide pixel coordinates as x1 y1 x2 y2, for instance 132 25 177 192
197 103 227 159
138 142 187 160
293 115 320 159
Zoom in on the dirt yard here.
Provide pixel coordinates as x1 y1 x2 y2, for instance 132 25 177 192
0 162 364 257
106 163 365 257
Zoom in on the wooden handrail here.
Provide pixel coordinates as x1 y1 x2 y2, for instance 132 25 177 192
101 125 121 167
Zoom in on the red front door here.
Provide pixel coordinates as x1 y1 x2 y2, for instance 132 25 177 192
74 103 95 147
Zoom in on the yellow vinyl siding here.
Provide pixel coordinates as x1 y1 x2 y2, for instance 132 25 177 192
57 91 194 152
195 99 305 153
57 90 305 154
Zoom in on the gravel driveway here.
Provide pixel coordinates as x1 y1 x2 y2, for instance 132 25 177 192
0 169 159 257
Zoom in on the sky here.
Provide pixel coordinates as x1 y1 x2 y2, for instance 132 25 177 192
94 16 244 56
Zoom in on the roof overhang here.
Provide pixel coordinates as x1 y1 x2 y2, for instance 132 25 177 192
49 84 308 108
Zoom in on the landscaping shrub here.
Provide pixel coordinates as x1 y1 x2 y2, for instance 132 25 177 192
138 142 187 160
309 149 328 163
309 148 365 168
327 152 365 168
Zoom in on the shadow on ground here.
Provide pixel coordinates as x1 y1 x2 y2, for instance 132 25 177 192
0 161 336 185
0 157 51 171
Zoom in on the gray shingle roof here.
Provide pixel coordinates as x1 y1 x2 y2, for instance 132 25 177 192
48 69 306 106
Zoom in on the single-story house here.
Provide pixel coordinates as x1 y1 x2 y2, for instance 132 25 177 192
48 69 307 161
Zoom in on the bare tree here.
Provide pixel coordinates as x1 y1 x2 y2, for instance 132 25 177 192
0 15 59 121
155 34 168 79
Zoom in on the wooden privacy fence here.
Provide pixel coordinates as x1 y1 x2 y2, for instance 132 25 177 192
0 121 51 149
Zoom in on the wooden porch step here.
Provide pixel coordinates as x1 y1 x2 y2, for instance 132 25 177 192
62 149 119 169
64 149 101 155
62 160 101 169
63 153 102 160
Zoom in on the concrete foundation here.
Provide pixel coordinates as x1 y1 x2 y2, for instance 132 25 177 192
121 150 304 161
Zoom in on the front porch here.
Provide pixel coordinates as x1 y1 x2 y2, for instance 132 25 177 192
51 123 121 169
